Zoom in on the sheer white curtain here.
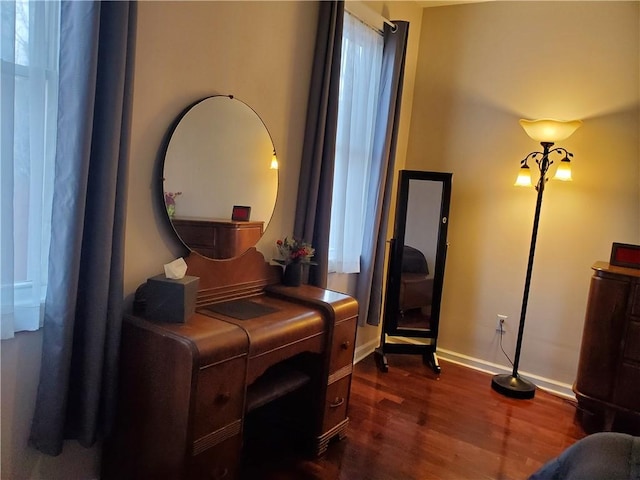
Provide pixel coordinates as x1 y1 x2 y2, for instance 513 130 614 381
329 11 383 274
1 0 59 339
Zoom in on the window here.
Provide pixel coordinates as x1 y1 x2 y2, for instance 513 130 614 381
1 0 60 339
328 10 383 274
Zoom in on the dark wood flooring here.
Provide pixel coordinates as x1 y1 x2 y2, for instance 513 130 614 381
241 353 588 480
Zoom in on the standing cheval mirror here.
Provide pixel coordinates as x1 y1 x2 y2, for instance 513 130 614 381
375 170 452 374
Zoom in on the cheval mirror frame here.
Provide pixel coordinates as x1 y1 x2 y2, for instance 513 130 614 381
375 170 452 374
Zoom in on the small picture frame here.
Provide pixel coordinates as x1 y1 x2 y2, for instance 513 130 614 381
610 242 640 269
232 205 251 221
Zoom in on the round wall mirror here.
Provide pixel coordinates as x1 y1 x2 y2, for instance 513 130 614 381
162 95 278 259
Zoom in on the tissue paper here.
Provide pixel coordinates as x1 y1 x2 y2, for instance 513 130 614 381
164 257 187 279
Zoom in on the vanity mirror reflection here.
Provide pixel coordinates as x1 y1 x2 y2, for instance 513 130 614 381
162 95 278 259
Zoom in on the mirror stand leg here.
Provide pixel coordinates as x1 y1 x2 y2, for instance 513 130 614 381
374 348 389 373
423 350 441 374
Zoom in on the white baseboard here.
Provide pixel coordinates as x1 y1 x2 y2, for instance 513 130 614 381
353 340 576 400
435 348 576 400
354 337 380 364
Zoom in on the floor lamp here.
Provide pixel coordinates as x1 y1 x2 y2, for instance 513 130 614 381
491 118 582 399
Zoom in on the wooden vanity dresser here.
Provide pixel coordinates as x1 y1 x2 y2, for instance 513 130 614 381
102 249 358 479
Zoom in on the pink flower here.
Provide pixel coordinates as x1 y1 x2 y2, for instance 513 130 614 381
164 191 182 206
274 237 316 265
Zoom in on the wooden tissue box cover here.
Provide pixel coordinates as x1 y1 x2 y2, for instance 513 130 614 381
145 274 199 323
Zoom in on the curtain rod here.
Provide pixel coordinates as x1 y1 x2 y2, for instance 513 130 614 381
345 2 397 33
382 17 397 32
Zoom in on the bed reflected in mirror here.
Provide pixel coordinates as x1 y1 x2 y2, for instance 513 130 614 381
396 178 443 331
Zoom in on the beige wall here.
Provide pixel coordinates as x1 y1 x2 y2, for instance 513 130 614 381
407 1 640 388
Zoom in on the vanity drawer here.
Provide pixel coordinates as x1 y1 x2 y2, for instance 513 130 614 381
322 375 351 433
613 362 640 410
632 283 640 317
193 356 246 440
329 317 357 373
189 433 242 480
172 220 216 248
624 321 640 362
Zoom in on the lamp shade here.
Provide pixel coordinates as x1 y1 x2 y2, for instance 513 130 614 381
553 158 572 181
514 165 533 187
519 119 582 142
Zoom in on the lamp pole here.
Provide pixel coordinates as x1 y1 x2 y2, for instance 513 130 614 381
511 143 550 379
491 142 552 399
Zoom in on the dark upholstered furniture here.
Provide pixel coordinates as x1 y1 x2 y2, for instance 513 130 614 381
399 245 433 316
528 432 640 479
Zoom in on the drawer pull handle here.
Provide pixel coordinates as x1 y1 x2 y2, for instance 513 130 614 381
215 392 231 404
330 397 345 408
341 341 351 350
209 467 228 479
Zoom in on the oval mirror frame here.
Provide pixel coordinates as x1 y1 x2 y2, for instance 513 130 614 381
161 95 278 260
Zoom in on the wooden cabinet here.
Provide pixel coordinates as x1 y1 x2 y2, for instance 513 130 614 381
102 314 248 480
319 317 356 451
103 280 358 479
171 217 263 259
574 261 640 431
266 285 358 455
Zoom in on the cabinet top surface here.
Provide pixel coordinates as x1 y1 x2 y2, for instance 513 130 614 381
125 312 249 366
266 284 359 320
172 216 264 227
593 261 640 279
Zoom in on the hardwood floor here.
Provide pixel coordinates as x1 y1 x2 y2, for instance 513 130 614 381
241 353 587 480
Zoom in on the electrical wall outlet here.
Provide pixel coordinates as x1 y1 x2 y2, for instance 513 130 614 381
496 314 507 334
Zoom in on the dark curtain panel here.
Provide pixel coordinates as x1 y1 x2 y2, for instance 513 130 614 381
293 1 344 288
357 21 410 326
29 1 136 456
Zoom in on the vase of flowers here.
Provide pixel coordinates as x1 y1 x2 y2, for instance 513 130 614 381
164 191 182 218
282 261 303 287
273 237 316 287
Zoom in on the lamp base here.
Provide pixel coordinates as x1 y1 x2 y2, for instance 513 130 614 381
491 373 536 399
